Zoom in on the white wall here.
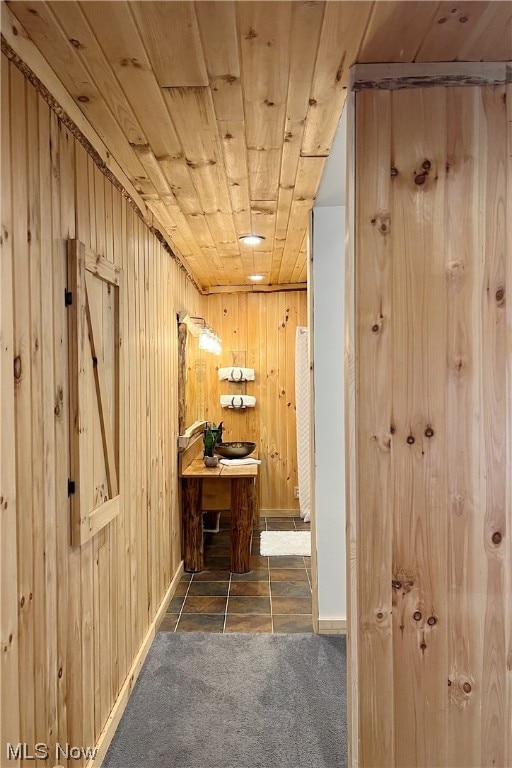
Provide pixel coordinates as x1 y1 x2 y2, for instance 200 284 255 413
312 205 346 621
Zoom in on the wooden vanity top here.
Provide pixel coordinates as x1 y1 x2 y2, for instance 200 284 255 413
178 432 259 478
181 455 258 479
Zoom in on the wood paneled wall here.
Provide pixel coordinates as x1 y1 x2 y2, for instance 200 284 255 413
349 84 511 767
1 55 202 766
202 292 307 512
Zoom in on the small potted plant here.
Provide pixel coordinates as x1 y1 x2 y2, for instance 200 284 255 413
203 425 219 467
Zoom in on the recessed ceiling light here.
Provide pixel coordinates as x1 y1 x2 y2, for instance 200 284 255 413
239 234 265 246
249 274 265 281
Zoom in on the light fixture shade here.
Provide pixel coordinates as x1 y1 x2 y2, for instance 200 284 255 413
199 326 222 355
249 274 265 281
239 234 265 246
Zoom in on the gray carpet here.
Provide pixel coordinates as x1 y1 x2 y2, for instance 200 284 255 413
103 632 347 768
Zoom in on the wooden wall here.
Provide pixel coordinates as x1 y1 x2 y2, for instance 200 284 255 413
349 83 511 766
0 55 202 767
202 292 307 513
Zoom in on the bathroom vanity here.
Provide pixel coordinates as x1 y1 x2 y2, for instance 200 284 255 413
179 444 258 574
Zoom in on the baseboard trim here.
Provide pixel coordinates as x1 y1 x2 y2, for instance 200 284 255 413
318 618 347 635
261 508 300 518
87 560 184 767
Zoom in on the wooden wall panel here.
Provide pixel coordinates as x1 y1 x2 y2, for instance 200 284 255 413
0 53 21 764
0 54 203 767
351 84 510 767
201 292 307 513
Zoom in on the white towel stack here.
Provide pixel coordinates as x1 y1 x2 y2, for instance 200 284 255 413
220 395 256 409
219 458 261 466
218 367 255 382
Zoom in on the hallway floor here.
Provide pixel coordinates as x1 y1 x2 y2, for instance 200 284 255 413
159 516 312 634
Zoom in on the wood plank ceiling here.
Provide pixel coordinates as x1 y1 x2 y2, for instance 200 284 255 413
5 0 512 291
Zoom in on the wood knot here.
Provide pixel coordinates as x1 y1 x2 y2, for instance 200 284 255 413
462 682 471 693
438 17 448 24
380 223 388 233
446 260 465 280
392 580 401 590
424 426 434 438
420 642 427 650
495 287 505 306
371 323 380 333
448 679 452 686
13 356 22 380
120 57 143 69
390 425 396 435
459 15 468 23
244 28 258 40
20 595 25 608
414 173 427 185
406 435 415 445
376 612 384 620
390 167 399 177
413 611 422 621
422 160 431 170
77 95 90 103
69 38 83 49
309 98 317 107
264 99 275 107
492 531 502 545
371 218 376 224
58 667 63 679
427 616 437 626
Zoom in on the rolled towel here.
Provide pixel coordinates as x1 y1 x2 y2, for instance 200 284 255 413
219 458 261 466
220 395 256 408
218 367 255 382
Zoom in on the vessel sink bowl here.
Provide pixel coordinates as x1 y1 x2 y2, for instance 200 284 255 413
215 441 256 459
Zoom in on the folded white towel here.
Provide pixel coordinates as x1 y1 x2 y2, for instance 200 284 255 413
218 367 255 382
220 395 256 408
219 458 261 466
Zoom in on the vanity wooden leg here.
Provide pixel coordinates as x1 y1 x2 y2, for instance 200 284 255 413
231 478 254 573
182 478 204 572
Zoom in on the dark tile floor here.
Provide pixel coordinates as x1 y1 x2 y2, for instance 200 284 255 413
159 516 312 634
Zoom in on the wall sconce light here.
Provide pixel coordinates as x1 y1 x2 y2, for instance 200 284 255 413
178 312 222 355
198 326 222 355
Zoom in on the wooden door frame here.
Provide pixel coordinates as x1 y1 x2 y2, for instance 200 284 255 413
307 211 319 634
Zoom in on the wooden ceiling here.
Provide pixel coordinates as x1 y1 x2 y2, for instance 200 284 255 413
6 1 512 291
